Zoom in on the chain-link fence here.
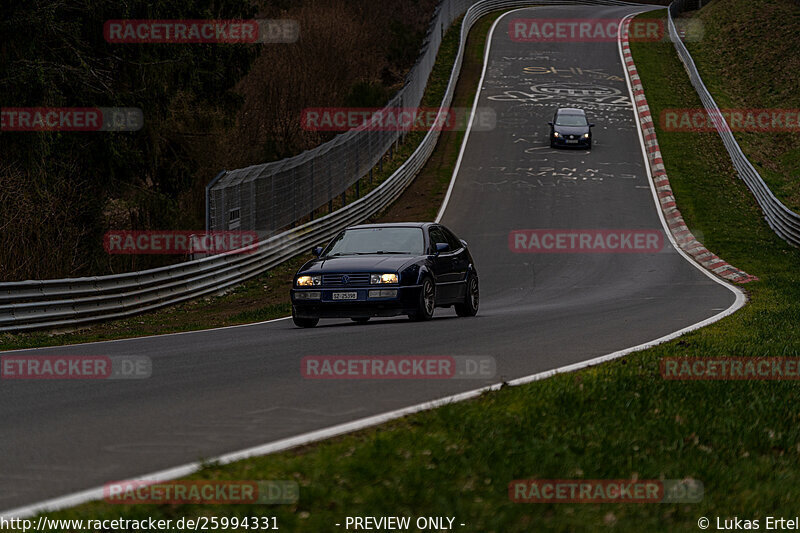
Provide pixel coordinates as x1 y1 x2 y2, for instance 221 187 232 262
1 0 640 333
207 0 476 236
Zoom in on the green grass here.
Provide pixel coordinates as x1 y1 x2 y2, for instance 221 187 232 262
680 0 800 210
11 8 800 533
0 14 469 353
0 255 307 351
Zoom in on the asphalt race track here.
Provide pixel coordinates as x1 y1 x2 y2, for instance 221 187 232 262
0 4 738 513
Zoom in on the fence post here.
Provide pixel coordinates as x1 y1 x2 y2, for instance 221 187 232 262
205 170 227 231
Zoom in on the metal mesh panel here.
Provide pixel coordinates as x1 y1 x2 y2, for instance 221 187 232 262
208 0 475 235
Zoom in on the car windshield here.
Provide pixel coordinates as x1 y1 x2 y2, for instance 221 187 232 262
325 227 425 256
555 113 588 126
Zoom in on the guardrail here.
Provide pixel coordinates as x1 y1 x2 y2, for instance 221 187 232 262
667 1 800 247
0 0 640 333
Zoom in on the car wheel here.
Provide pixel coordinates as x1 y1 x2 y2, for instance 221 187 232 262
455 274 479 317
408 277 435 321
351 317 370 324
292 307 319 328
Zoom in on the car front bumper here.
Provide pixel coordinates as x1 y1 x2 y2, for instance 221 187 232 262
290 285 422 318
552 136 590 147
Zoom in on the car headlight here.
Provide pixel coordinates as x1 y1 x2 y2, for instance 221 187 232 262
583 133 590 138
296 275 321 287
553 131 560 137
370 273 398 284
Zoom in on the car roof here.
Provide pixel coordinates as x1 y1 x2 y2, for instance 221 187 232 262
556 108 586 115
347 222 433 230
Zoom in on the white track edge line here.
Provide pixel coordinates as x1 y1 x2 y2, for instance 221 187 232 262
435 6 507 223
0 316 292 354
617 11 747 305
0 7 506 355
1 6 747 519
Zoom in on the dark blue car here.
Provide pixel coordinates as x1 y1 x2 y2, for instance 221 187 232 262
290 222 479 327
549 107 595 149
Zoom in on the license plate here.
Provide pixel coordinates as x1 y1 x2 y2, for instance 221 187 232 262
332 291 358 300
566 140 578 144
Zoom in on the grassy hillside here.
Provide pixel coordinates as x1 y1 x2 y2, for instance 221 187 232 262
21 8 800 533
681 0 800 210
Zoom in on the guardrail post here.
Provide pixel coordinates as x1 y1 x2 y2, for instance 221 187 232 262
668 0 800 247
2 0 530 334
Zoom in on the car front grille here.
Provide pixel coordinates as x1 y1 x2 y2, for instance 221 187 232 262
322 273 372 287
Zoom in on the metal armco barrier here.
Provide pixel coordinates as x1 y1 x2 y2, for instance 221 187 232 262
0 0 640 333
206 0 633 236
668 1 800 247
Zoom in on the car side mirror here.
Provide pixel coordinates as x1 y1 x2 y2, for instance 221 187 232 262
589 123 595 127
435 242 449 254
312 246 323 257
460 239 468 248
547 121 553 126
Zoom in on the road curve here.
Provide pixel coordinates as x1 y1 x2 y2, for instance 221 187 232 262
0 4 737 512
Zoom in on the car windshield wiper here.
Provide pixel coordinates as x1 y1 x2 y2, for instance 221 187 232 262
343 251 410 255
329 251 410 256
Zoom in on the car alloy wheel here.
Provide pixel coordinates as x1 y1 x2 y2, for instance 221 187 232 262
410 277 435 321
455 274 479 317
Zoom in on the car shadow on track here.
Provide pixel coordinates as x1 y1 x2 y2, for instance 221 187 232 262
287 314 464 330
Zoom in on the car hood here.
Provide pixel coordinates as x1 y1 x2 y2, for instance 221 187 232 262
300 255 418 273
554 125 589 135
